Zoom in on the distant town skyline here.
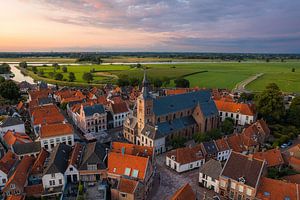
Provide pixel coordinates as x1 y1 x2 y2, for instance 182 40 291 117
0 0 300 53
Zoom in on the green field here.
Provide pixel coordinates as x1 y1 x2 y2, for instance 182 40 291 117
27 62 300 92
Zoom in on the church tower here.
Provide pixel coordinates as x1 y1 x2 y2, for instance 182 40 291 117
137 70 153 134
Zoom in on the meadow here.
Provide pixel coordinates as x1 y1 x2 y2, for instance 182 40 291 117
28 62 300 92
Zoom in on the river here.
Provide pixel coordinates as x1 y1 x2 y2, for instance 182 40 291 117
9 64 35 84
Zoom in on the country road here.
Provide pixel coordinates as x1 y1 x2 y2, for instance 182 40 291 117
233 73 264 93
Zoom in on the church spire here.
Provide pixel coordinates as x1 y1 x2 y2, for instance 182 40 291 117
141 69 150 98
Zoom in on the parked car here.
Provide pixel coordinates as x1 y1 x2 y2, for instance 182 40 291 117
287 140 293 146
281 143 288 148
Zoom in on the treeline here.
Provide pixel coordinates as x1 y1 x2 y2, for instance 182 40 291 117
1 52 300 60
0 63 10 74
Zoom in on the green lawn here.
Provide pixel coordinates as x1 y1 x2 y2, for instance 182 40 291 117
27 62 300 92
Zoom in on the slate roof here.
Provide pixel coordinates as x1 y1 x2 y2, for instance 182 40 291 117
37 97 53 106
154 116 197 139
83 104 105 116
153 90 218 117
0 117 23 127
12 141 41 155
199 159 222 180
44 143 72 175
221 152 265 188
79 142 107 170
201 141 219 155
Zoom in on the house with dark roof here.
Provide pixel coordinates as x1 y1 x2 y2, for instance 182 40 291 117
166 145 205 173
199 159 222 193
219 151 266 200
215 138 231 161
109 101 130 128
12 141 41 159
41 143 72 196
200 140 219 160
65 143 83 183
77 103 107 135
124 71 219 154
79 142 108 182
0 117 25 136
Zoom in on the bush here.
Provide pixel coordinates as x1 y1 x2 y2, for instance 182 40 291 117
171 136 187 148
54 73 63 81
62 66 68 73
174 78 190 88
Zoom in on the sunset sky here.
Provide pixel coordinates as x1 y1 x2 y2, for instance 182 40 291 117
0 0 300 53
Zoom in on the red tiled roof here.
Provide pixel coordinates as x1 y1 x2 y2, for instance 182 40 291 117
111 102 129 114
253 149 284 167
108 152 149 181
3 156 35 193
171 183 196 200
31 149 49 174
6 195 25 200
166 145 204 165
118 178 138 194
226 134 245 153
282 174 300 184
215 138 230 151
16 101 24 110
257 177 299 200
97 96 108 105
0 151 17 174
61 96 85 104
214 99 256 116
69 143 83 167
3 130 32 146
112 142 153 158
288 144 300 159
29 89 52 101
55 90 76 99
24 184 44 197
40 123 73 138
31 105 65 125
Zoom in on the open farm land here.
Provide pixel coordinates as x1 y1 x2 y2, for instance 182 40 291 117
27 62 300 92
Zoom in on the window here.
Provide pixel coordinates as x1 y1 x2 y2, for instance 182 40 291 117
220 180 226 187
10 184 15 189
237 194 242 200
51 174 55 178
220 112 223 116
121 193 127 198
231 113 233 118
49 180 55 186
239 185 244 192
246 188 252 196
2 178 6 183
124 168 131 176
231 182 236 189
225 113 228 117
69 167 73 171
87 164 97 170
59 179 62 184
189 164 193 168
132 169 139 178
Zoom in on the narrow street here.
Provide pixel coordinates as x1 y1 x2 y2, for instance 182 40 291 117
149 153 219 200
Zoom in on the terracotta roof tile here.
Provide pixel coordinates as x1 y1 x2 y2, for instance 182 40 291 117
111 102 129 114
69 143 83 167
166 145 204 165
31 105 65 125
0 151 17 174
40 123 73 138
171 183 196 200
24 184 44 197
214 99 255 116
6 195 25 200
215 138 230 151
112 142 153 158
253 149 284 167
257 177 299 200
31 149 49 174
108 152 149 181
282 174 300 184
226 134 245 153
288 144 300 159
118 178 138 194
3 130 32 146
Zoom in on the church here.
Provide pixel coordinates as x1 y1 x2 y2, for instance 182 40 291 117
123 72 219 154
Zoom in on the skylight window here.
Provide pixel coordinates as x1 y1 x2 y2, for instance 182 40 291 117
132 169 139 178
124 168 131 176
264 192 270 196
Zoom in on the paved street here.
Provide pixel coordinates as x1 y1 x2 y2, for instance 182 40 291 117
150 153 219 200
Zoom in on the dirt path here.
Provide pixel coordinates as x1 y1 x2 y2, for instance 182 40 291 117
233 73 264 93
95 71 118 79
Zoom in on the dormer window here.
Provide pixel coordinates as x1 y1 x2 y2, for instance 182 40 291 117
171 155 175 160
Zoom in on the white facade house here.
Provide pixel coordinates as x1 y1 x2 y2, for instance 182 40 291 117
217 149 231 161
166 145 205 173
0 170 7 188
215 138 232 162
42 172 66 189
199 159 222 193
110 102 130 128
39 123 74 151
65 165 79 183
0 117 25 136
215 100 256 126
140 131 166 155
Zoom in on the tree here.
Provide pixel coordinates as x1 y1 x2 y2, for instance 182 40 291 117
292 68 295 72
54 73 63 81
117 76 130 86
0 76 5 83
48 72 55 78
221 118 234 135
171 136 186 148
0 63 10 74
0 80 20 101
153 78 163 88
52 63 60 71
32 66 38 74
62 66 68 73
287 96 300 127
68 72 76 82
82 72 93 83
255 83 285 122
19 61 27 68
129 77 140 86
174 78 190 88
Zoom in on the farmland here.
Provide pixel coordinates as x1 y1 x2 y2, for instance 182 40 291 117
26 61 300 92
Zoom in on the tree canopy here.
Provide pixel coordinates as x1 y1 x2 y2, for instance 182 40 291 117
82 72 93 83
174 78 190 88
0 80 20 102
255 83 285 122
68 72 76 82
54 73 63 81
